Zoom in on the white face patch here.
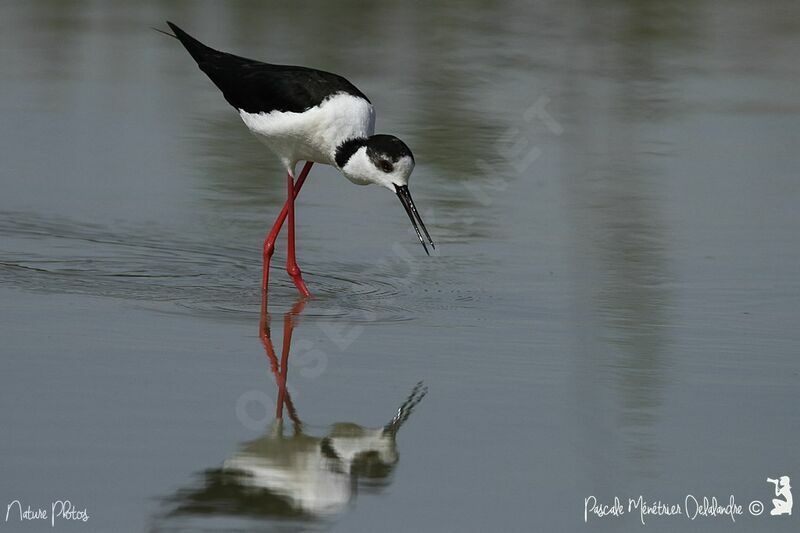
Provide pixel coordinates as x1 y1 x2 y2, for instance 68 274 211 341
340 149 415 190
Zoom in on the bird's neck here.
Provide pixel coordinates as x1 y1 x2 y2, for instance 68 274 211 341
334 136 368 169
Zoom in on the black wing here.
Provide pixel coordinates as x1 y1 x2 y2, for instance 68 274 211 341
166 21 370 114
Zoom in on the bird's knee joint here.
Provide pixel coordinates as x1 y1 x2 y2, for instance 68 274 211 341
287 264 301 277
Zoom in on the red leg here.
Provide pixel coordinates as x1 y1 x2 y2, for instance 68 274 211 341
258 295 284 419
259 294 305 426
286 170 310 297
262 162 313 295
280 300 305 428
274 306 294 419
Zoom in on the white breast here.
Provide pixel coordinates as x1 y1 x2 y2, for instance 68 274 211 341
239 93 375 172
223 451 350 515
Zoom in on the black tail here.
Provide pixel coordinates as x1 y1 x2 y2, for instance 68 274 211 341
151 26 177 40
164 21 217 64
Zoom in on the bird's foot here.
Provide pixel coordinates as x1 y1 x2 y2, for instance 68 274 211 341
291 275 311 298
287 264 311 298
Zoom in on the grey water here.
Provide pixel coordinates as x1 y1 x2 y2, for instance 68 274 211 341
1 1 799 532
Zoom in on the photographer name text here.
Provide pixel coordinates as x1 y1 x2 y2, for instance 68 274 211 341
584 495 758 524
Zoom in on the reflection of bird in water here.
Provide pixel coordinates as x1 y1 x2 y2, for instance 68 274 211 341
216 381 426 518
157 299 426 524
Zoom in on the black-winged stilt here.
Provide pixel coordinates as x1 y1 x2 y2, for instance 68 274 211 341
161 22 434 297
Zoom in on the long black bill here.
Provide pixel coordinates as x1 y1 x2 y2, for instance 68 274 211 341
395 185 435 255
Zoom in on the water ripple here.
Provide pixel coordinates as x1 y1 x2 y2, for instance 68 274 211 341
0 212 477 324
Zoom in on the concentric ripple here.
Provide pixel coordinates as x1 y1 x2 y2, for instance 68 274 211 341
0 212 478 324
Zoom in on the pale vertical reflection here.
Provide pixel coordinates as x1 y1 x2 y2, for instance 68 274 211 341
563 0 700 478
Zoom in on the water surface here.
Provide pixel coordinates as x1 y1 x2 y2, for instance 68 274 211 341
1 1 799 531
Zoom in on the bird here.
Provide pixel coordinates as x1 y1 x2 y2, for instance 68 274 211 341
159 383 427 521
160 22 434 298
155 298 428 524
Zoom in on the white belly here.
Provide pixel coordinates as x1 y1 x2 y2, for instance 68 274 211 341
238 93 375 172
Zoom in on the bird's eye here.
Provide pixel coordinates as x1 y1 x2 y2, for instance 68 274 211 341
379 160 393 173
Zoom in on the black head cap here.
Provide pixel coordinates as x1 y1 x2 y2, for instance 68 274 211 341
365 135 415 168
